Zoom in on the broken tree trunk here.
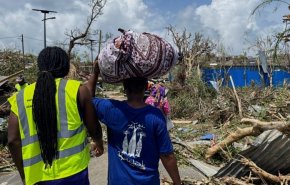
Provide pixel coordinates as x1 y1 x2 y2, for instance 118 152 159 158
0 70 23 84
222 177 254 185
241 118 290 132
205 118 288 159
241 157 290 183
205 127 257 159
230 76 243 119
172 120 192 124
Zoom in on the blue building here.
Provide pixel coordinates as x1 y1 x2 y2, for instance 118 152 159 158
202 66 290 88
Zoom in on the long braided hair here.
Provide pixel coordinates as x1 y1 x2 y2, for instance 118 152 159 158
32 47 70 167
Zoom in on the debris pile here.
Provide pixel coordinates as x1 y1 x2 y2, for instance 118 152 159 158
0 146 13 173
166 82 290 184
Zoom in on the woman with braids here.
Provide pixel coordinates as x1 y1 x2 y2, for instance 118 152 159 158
7 46 104 185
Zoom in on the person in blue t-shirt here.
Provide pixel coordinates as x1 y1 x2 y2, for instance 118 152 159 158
86 63 181 185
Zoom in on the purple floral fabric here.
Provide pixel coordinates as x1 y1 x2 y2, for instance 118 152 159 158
98 30 178 83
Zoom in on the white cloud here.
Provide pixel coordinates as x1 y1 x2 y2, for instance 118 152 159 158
95 0 153 33
0 0 288 56
0 0 166 55
195 0 260 54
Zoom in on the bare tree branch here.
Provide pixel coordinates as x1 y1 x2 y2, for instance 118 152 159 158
66 0 107 60
166 25 216 82
240 157 290 183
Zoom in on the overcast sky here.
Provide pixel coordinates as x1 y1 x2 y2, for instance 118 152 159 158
0 0 288 56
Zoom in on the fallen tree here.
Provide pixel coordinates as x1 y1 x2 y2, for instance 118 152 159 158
205 118 289 159
240 157 290 184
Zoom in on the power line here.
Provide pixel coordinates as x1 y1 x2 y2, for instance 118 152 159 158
24 36 55 44
0 35 69 45
0 36 19 40
24 36 45 42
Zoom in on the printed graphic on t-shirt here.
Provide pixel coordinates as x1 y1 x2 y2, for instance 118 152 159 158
118 122 146 170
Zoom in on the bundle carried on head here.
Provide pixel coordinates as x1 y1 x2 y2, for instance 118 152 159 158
98 29 178 83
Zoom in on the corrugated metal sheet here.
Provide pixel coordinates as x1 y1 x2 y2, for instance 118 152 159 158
189 159 220 177
215 130 290 178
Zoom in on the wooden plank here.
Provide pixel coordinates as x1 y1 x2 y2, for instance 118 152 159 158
0 70 23 84
172 120 192 124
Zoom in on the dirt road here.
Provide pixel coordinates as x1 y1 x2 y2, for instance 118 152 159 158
0 150 205 185
0 152 108 185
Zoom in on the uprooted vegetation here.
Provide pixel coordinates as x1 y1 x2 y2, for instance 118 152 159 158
164 68 290 184
0 49 38 83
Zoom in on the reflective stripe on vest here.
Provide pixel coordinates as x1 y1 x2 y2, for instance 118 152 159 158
17 79 85 167
15 83 28 91
58 80 84 138
23 140 87 167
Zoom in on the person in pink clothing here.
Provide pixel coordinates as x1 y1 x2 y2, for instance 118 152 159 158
145 84 170 115
145 83 174 130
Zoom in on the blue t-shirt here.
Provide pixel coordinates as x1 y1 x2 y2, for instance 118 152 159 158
92 98 173 185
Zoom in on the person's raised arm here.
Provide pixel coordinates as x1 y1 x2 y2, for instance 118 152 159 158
160 153 181 185
8 112 25 183
78 85 103 156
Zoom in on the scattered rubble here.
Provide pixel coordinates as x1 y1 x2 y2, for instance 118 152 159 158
0 146 13 172
216 130 290 184
166 83 290 184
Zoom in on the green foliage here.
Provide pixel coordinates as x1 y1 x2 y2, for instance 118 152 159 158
24 61 38 83
0 50 25 76
0 50 38 83
103 83 123 92
169 91 198 119
169 71 217 119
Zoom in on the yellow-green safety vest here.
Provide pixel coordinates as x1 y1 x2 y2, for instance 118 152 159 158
8 78 90 185
15 83 28 91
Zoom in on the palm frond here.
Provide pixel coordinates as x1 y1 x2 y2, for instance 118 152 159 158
273 28 290 63
251 0 290 15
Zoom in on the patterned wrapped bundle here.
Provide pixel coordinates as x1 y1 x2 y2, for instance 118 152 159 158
98 30 178 83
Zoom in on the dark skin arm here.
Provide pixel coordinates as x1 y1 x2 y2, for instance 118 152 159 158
160 153 182 185
7 112 25 182
78 85 104 156
82 61 104 156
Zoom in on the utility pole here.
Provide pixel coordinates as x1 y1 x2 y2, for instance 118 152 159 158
97 30 112 55
98 30 102 55
32 9 57 48
88 39 97 72
21 34 24 58
20 34 25 69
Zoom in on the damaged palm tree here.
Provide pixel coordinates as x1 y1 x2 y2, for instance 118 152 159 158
251 0 290 85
